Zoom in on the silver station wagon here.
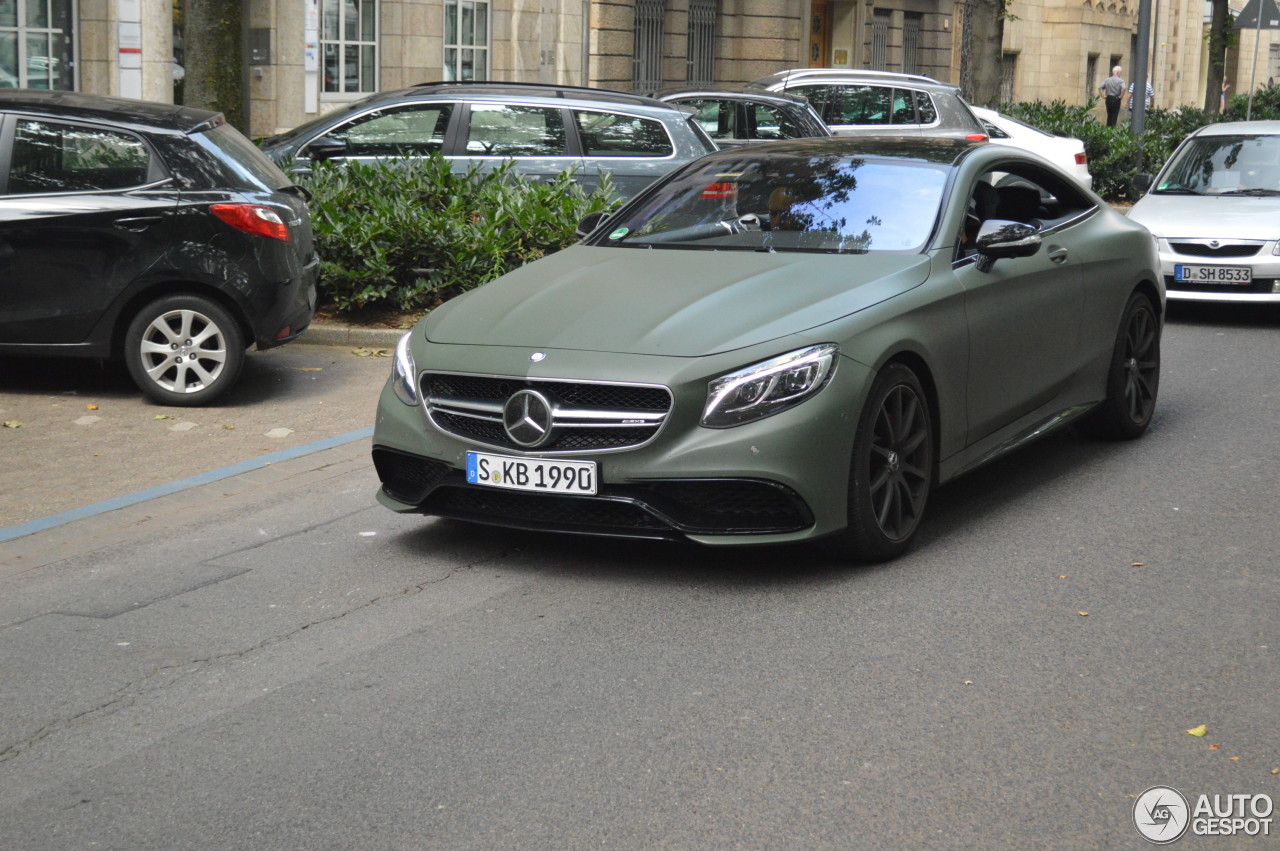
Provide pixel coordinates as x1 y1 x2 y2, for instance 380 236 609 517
259 81 716 203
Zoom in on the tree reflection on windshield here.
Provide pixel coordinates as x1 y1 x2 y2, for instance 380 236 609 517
607 152 946 253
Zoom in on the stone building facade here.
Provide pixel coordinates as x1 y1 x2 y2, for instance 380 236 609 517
2 0 1275 138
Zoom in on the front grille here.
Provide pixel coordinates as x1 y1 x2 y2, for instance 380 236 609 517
422 372 673 454
1170 241 1262 258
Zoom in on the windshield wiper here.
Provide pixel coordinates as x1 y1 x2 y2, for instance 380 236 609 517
1218 187 1280 196
1154 185 1205 195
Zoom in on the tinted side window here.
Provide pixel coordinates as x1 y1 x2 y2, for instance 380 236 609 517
890 89 916 124
790 85 834 122
914 91 938 125
7 119 151 194
465 104 567 156
328 103 453 157
682 99 735 141
574 111 673 157
750 103 801 140
834 85 891 125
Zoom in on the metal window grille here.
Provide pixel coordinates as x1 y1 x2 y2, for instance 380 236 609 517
687 0 715 85
870 10 890 72
444 0 490 82
0 0 74 90
1270 44 1280 80
321 0 380 93
634 0 666 92
902 13 921 75
1086 54 1098 100
1000 52 1018 104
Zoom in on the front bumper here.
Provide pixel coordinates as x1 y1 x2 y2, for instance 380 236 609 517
371 340 874 546
1158 238 1280 303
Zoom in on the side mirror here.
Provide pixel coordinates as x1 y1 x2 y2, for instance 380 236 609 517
1132 173 1154 193
304 136 348 162
576 211 611 239
974 220 1041 272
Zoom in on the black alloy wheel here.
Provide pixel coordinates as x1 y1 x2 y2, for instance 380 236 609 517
1080 291 1160 440
824 362 934 562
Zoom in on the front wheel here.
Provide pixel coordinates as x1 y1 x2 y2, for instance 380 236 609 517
124 295 246 406
823 363 934 563
1079 291 1160 440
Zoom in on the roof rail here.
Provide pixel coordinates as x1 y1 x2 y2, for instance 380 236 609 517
755 68 943 88
410 80 666 105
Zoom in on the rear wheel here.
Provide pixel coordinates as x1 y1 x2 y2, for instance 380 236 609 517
824 363 933 562
124 295 245 406
1080 291 1160 440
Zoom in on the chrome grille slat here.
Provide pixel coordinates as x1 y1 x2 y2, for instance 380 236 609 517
421 371 673 454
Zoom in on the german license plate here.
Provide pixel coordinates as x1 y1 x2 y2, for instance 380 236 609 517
1174 264 1252 284
466 451 597 495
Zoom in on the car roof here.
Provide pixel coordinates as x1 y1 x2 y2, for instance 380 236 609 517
0 89 221 133
696 135 984 165
748 68 946 88
1192 120 1280 136
404 81 682 112
653 86 815 106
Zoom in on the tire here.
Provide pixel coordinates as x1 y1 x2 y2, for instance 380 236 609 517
1079 291 1160 440
823 363 934 563
124 294 246 406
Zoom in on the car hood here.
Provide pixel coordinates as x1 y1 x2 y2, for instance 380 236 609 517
424 246 931 357
1127 194 1280 240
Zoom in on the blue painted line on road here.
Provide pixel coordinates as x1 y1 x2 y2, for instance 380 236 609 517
0 427 374 545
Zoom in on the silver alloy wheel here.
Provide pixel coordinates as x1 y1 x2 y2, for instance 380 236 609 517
137 307 228 394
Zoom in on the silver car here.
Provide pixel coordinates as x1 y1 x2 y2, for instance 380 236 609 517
1127 120 1280 303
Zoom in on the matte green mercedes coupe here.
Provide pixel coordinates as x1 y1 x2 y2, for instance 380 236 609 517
372 138 1163 562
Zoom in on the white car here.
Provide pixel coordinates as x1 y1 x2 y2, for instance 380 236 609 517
972 106 1091 189
1126 120 1280 303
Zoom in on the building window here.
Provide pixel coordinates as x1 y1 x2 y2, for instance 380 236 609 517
870 10 890 72
445 1 489 82
1 0 74 90
1086 53 1098 100
687 0 715 85
321 0 377 94
1270 44 1280 81
902 12 921 75
1000 52 1018 104
634 0 665 93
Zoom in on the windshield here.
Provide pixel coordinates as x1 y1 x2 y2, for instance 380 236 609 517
1156 134 1280 196
597 151 948 253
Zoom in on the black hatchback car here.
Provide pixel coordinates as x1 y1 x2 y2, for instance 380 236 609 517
0 91 318 405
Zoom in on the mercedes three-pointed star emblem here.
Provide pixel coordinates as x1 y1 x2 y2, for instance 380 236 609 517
503 389 554 447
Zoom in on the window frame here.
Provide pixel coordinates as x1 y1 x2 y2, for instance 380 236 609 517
319 0 379 99
1 0 74 91
444 0 491 82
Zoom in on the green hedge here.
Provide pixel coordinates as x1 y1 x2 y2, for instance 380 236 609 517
1003 84 1280 201
300 156 614 314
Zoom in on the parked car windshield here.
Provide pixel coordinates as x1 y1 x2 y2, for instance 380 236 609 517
599 151 947 253
1156 134 1280 196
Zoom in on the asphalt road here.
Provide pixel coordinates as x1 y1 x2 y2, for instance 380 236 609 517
0 304 1277 849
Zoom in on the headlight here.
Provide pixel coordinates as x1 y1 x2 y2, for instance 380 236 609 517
702 344 839 428
392 331 419 406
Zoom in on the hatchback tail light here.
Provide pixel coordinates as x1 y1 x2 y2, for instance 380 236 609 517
965 133 989 142
1075 152 1089 165
210 203 291 242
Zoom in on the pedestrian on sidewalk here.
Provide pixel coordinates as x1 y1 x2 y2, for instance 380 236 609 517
1099 66 1125 127
1126 80 1155 112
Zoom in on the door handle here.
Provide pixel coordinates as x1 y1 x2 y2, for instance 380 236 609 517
1047 246 1069 264
114 215 163 231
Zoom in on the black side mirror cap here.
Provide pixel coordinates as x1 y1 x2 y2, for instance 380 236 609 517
576 211 611 240
1132 173 1154 193
305 137 348 161
974 219 1041 272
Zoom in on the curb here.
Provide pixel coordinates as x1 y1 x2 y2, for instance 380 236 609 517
302 323 406 349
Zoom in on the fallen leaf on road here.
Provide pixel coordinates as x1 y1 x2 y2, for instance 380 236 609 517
222 424 235 430
1230 756 1241 761
86 403 99 410
154 414 174 420
1271 768 1278 775
1209 744 1220 750
1078 611 1088 616
2 420 20 429
1132 562 1145 567
299 367 323 372
1187 724 1208 738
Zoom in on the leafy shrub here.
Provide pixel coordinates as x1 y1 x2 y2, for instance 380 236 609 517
301 156 615 313
1001 99 1223 201
1223 81 1280 120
